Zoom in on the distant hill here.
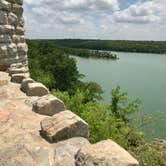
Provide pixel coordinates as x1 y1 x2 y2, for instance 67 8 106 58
39 39 166 54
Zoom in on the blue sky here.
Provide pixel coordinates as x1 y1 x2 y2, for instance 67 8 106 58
119 0 139 9
24 0 166 40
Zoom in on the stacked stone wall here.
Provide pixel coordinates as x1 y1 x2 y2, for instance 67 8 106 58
0 0 28 71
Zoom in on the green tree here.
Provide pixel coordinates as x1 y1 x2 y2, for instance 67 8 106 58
110 86 141 122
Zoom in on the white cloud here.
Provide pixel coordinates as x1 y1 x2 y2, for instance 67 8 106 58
24 0 166 40
24 0 119 11
113 0 165 24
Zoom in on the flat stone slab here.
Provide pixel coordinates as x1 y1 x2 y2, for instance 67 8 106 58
11 73 29 83
0 71 8 86
10 63 24 68
8 66 29 76
26 83 49 97
75 140 139 166
32 94 66 116
40 111 89 143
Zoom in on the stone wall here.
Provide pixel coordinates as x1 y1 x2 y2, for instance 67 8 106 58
0 0 28 71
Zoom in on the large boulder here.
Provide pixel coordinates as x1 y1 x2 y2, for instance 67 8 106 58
75 140 139 166
32 94 66 116
55 137 90 166
40 111 89 143
20 77 35 93
26 83 49 97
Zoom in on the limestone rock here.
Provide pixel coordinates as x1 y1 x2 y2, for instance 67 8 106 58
0 11 8 24
0 71 8 86
40 111 89 143
26 82 49 97
55 137 90 166
8 12 18 26
0 144 56 166
21 77 35 93
0 144 37 166
25 96 39 107
75 140 139 166
0 44 7 57
0 34 11 43
18 16 24 27
0 57 22 71
11 73 29 83
7 43 17 57
8 66 29 76
10 62 24 68
32 94 66 116
0 0 27 71
17 42 28 54
0 25 14 34
5 0 16 4
0 73 57 165
12 4 23 16
16 0 23 5
0 0 11 11
13 34 25 43
16 26 24 35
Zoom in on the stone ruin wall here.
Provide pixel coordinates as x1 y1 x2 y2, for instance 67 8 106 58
0 0 28 71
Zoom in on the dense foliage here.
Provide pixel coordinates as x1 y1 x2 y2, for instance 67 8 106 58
27 40 104 97
53 39 166 54
27 40 166 166
29 40 119 59
52 88 166 166
27 40 79 92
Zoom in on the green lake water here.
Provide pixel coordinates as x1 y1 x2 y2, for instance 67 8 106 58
73 52 166 139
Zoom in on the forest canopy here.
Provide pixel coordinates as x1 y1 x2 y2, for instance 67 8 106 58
51 39 166 54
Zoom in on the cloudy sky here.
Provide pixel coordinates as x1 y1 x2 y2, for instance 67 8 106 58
24 0 166 40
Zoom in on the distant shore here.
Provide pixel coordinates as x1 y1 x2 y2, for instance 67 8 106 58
31 39 166 54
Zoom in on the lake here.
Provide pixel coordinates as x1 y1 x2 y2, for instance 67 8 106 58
73 52 166 139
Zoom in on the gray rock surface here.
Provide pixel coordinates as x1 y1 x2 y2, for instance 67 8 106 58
32 94 66 116
10 62 24 68
0 71 9 86
11 73 29 83
0 144 37 166
21 77 35 93
0 34 11 43
8 12 18 26
0 0 28 71
75 140 139 166
8 66 29 76
26 83 49 96
0 0 11 11
55 137 90 166
41 110 89 143
0 72 57 166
